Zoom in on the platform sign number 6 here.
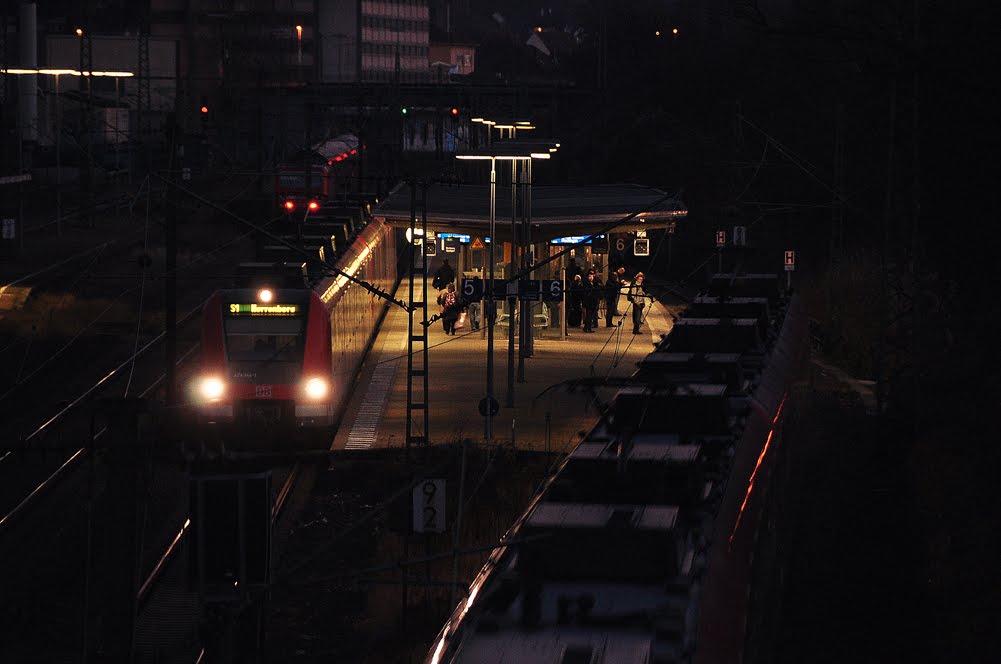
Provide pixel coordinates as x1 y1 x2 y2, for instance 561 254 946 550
413 479 446 533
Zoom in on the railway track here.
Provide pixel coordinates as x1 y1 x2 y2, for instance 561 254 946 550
137 461 303 610
0 297 205 534
133 461 307 664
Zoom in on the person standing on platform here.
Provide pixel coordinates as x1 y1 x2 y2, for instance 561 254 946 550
468 297 481 331
627 272 647 335
591 273 604 331
567 256 582 284
604 267 623 327
612 268 626 315
432 258 455 291
582 272 598 333
567 274 583 329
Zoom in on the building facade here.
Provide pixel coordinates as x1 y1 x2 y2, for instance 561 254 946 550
428 42 475 76
321 0 430 83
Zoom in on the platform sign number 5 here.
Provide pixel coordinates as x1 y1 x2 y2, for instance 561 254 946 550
413 479 446 533
461 278 483 301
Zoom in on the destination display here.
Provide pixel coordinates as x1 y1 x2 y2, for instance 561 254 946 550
227 303 300 316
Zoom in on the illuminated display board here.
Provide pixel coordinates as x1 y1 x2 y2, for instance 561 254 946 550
437 232 471 243
227 303 300 316
549 234 605 245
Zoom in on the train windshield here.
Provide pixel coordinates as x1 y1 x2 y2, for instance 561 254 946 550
224 316 307 384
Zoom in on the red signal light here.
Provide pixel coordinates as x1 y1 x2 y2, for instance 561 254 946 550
349 148 357 155
284 200 295 211
200 105 208 114
308 201 319 211
451 107 459 116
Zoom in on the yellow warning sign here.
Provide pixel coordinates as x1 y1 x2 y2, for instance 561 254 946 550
471 237 485 250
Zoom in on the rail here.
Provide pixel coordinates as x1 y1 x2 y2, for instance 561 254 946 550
138 461 302 614
0 342 200 534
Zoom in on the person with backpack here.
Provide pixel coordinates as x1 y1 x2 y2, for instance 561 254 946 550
627 272 647 335
437 282 460 334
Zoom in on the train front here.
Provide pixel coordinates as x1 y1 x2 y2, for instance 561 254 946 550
194 287 333 429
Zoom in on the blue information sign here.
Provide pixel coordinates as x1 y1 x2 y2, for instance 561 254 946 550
549 234 605 246
438 232 471 243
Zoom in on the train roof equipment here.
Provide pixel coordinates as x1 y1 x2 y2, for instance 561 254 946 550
660 317 765 356
636 351 748 392
235 261 309 289
422 284 807 664
686 295 772 339
613 383 733 435
286 133 361 166
707 273 780 303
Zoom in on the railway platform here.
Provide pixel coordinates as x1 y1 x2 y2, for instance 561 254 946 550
332 277 682 453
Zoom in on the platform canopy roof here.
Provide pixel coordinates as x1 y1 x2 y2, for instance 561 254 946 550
373 182 687 242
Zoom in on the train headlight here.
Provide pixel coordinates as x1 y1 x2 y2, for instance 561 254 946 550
304 377 328 400
200 376 225 401
258 288 273 303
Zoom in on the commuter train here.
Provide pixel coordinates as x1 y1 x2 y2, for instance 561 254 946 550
193 216 398 429
275 133 362 217
424 272 808 664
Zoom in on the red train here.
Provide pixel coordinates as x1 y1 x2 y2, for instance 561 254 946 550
192 217 398 429
275 133 361 218
196 286 332 426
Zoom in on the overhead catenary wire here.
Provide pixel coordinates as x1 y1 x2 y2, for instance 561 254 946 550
123 175 153 397
0 207 286 405
152 172 411 312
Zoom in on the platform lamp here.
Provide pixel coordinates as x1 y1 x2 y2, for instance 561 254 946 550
488 137 560 392
455 143 552 441
491 138 560 382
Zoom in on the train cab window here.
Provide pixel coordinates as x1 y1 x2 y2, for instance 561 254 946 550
227 333 301 361
223 316 307 383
